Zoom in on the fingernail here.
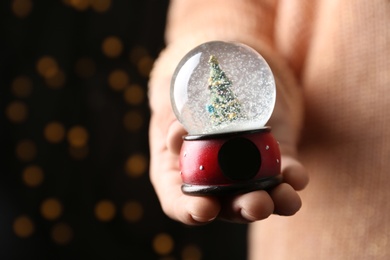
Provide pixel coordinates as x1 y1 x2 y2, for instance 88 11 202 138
240 209 258 222
190 214 216 223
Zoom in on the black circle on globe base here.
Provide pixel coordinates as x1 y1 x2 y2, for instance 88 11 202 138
218 137 261 181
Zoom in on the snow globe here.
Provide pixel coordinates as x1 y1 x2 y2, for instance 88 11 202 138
171 41 281 195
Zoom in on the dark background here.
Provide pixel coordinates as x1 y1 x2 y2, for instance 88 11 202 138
0 0 247 259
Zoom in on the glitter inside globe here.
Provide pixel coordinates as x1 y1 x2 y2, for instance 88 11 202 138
171 41 276 135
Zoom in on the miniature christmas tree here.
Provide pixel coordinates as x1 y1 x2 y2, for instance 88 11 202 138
206 55 245 126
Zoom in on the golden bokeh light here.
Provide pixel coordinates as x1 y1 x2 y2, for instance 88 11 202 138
108 69 129 91
16 139 37 162
44 121 66 144
125 153 147 178
22 165 44 187
40 198 63 220
45 69 66 89
102 36 123 58
67 126 89 148
181 244 202 260
11 76 33 98
36 56 59 79
95 200 116 222
137 56 154 77
123 110 143 132
122 201 143 222
75 57 96 78
68 145 89 160
124 84 144 105
51 223 73 245
91 0 111 12
5 1 193 255
153 233 174 255
68 0 90 11
6 101 28 123
12 0 32 18
13 215 34 238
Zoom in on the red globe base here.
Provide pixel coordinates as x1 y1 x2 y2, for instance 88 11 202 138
180 127 282 196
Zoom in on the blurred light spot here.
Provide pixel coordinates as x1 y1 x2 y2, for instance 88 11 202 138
44 121 65 144
124 84 144 105
13 215 34 238
11 76 32 98
153 233 174 255
137 56 154 77
51 223 73 245
122 201 143 222
95 200 116 222
102 36 123 58
129 46 148 65
22 165 44 187
182 244 202 260
41 198 63 220
69 145 89 160
16 139 36 162
108 69 129 91
45 69 66 89
123 110 143 132
125 154 147 178
6 101 28 123
12 0 32 18
67 126 89 148
36 56 59 79
69 0 90 11
75 57 96 78
91 0 111 12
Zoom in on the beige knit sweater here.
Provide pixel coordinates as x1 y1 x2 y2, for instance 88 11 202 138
149 0 390 259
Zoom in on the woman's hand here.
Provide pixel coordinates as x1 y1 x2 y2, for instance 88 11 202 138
149 74 309 225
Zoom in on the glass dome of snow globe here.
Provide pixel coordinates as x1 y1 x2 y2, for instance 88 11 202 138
171 41 276 136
